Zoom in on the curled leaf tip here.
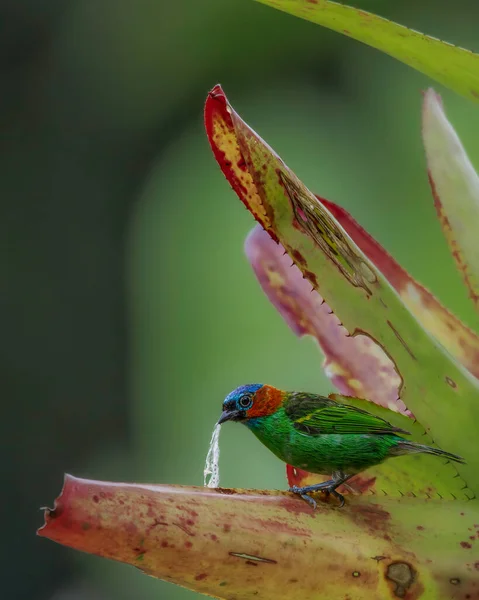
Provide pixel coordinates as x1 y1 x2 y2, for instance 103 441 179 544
205 84 277 238
208 83 226 100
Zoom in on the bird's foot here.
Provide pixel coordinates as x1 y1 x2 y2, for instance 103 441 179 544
289 486 318 510
330 489 345 508
289 480 345 509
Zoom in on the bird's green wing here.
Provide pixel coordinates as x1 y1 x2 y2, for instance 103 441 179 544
284 393 410 436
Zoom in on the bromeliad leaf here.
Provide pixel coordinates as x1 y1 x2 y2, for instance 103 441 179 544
318 196 479 379
205 85 479 493
252 0 479 103
423 88 479 311
246 226 472 499
245 224 404 411
38 475 479 599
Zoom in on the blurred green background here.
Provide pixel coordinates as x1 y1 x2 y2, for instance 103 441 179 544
4 0 479 599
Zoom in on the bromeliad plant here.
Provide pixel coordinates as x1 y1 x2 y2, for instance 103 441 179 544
38 3 479 600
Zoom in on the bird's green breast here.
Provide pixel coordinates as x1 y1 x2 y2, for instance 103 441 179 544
245 408 401 474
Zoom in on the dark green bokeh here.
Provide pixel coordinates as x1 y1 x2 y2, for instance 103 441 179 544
3 1 479 599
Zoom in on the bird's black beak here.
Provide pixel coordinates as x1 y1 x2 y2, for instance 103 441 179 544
218 409 241 425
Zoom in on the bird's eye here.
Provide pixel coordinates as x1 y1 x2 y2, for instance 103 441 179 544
238 394 253 409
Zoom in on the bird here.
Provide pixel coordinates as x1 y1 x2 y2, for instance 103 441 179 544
218 383 465 508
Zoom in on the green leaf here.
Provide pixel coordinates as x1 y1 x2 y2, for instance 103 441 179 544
319 196 479 379
205 85 479 494
246 226 473 500
253 0 479 102
38 475 479 599
245 224 403 411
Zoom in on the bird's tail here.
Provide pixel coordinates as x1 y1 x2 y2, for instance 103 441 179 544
392 440 465 464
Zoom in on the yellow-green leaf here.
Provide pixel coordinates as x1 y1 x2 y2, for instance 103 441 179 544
253 0 479 102
38 475 479 600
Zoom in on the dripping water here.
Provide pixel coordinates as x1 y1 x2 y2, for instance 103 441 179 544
204 423 221 488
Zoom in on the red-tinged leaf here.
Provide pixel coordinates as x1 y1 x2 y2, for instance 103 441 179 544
318 196 479 380
245 225 404 412
38 475 479 600
205 85 479 492
422 88 479 310
245 227 473 500
204 85 276 238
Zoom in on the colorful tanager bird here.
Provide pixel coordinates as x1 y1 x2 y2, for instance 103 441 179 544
218 384 465 507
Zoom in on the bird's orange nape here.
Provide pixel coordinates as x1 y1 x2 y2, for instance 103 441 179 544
247 385 285 418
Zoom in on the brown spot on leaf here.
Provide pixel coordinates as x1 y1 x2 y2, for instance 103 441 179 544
347 474 376 494
445 376 457 388
461 541 472 549
195 573 208 581
291 249 307 265
349 503 391 532
303 270 319 288
386 562 415 598
217 488 238 495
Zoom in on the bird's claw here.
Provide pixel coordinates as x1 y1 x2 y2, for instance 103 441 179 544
289 486 317 509
331 489 346 508
289 484 345 508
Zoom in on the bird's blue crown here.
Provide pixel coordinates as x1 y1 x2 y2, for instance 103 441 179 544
223 383 263 406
